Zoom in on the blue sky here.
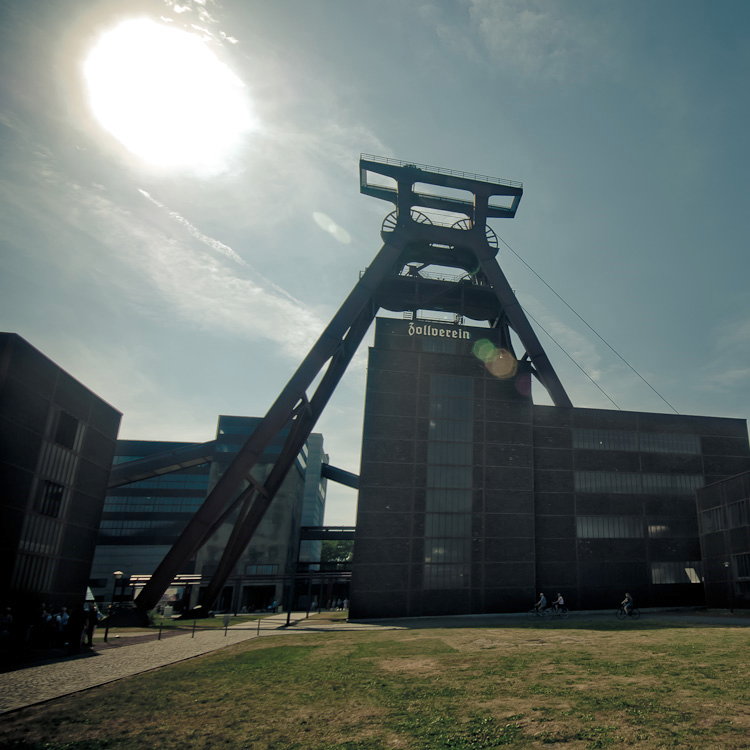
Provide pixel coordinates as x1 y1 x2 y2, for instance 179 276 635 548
2 0 749 524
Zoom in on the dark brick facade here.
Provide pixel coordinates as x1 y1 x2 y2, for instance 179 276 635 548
350 318 750 618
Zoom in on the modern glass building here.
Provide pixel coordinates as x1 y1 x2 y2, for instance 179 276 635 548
349 318 750 618
196 416 327 612
88 440 210 604
91 416 327 612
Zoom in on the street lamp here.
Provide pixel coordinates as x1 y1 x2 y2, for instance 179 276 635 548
722 561 734 613
104 570 124 643
110 570 123 609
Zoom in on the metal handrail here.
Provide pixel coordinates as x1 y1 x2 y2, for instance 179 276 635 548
361 153 523 189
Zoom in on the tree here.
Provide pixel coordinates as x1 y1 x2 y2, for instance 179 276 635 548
320 540 353 565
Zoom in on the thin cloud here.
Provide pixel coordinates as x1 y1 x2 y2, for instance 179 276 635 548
20 149 327 358
138 188 247 266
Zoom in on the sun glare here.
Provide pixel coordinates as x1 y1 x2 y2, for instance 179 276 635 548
83 18 256 173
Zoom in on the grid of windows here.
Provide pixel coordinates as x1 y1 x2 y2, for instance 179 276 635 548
647 517 696 538
573 429 701 454
427 442 472 465
104 496 204 513
123 473 209 490
576 516 642 538
650 561 702 584
728 499 749 528
700 506 725 534
18 513 62 555
423 374 473 590
736 553 750 580
428 419 472 442
424 538 471 563
701 499 749 533
11 553 54 593
425 489 472 513
575 471 703 495
425 513 471 537
36 480 66 518
422 338 461 354
426 466 473 487
54 411 80 450
244 564 279 575
423 563 470 588
99 519 182 534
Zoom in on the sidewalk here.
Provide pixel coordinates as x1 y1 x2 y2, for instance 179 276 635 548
0 612 295 715
0 612 401 715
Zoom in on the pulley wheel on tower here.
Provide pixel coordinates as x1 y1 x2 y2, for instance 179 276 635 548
381 209 432 234
451 218 499 252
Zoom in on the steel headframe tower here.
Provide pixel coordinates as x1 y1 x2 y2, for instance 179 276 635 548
134 154 572 615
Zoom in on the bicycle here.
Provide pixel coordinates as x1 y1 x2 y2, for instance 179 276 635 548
527 607 550 618
615 606 641 620
548 605 569 619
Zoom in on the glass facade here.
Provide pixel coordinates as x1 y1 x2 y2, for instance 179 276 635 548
650 561 702 584
424 374 474 590
573 429 701 454
91 422 328 610
575 471 704 495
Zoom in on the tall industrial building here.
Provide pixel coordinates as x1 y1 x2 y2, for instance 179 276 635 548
349 318 750 618
0 333 121 609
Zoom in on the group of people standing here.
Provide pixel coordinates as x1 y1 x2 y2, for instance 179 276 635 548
1 602 102 656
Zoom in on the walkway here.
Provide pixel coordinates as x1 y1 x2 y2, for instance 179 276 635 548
1 609 746 715
0 613 399 715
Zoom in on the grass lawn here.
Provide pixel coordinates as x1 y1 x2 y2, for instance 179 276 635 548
1 616 748 749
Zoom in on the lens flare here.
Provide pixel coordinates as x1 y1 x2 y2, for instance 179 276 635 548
472 339 518 379
486 349 518 379
472 339 496 362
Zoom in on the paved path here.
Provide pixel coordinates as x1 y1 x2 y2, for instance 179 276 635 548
2 609 746 715
0 613 400 715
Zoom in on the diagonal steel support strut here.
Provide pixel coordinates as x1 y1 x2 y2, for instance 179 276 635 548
135 241 404 614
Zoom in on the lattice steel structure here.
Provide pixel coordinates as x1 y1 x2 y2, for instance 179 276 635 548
133 155 571 615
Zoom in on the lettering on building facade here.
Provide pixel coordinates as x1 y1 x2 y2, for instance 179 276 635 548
407 323 471 339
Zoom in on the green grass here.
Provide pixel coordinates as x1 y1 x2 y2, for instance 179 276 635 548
2 617 748 749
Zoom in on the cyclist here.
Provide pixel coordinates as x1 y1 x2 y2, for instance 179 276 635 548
552 592 565 612
620 592 634 616
534 592 547 613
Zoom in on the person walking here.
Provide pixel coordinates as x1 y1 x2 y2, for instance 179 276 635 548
84 604 100 647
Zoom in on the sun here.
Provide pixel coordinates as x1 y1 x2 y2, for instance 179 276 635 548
82 18 256 173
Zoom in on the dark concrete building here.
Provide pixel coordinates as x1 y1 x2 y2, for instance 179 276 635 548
696 471 750 609
350 318 750 618
0 333 121 609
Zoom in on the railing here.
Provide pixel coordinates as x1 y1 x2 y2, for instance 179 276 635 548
361 153 523 189
399 268 467 283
